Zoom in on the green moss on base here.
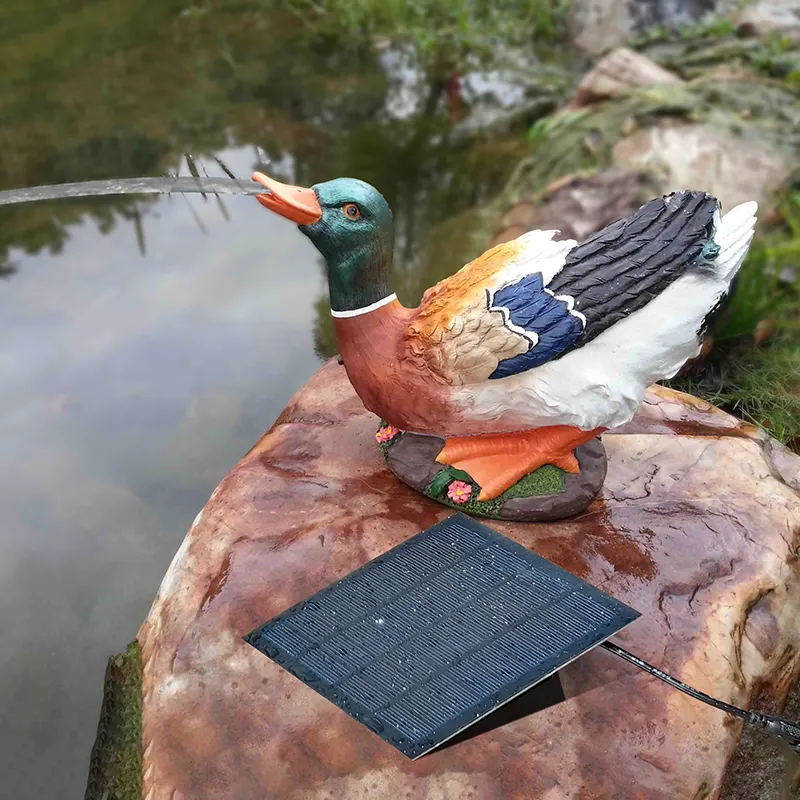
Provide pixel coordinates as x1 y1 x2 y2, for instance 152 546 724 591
427 463 567 517
84 641 142 800
502 464 565 497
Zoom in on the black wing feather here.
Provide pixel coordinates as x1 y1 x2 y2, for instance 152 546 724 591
548 190 719 346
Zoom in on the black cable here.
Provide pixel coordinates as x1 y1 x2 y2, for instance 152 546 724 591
602 641 800 751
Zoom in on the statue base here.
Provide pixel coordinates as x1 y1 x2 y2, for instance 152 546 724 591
379 424 607 522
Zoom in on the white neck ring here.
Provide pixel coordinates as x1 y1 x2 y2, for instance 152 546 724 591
330 293 397 319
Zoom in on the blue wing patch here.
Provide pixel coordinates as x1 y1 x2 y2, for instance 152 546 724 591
488 273 585 379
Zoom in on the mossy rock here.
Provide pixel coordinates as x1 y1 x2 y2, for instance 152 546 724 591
379 423 607 521
84 641 142 800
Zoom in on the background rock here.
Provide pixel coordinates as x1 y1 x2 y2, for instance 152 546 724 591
490 169 658 247
137 361 800 800
736 0 800 41
568 0 729 54
612 121 791 211
567 47 684 109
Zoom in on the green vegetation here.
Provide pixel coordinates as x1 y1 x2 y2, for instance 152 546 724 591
519 77 800 191
666 186 800 445
277 0 572 72
84 641 142 800
630 17 800 85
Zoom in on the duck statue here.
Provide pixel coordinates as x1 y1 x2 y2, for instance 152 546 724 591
252 171 757 516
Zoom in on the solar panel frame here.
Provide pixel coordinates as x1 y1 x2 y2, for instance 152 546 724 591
244 513 640 759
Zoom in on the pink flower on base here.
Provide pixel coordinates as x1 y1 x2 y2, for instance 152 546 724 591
447 480 472 504
376 425 399 444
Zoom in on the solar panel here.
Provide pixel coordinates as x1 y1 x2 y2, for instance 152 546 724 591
244 513 640 759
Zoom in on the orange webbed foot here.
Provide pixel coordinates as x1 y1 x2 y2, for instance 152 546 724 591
436 425 604 501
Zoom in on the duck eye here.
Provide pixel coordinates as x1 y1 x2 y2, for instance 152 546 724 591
343 203 361 219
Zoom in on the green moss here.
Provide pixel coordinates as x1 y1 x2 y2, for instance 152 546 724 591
502 464 565 497
84 641 142 800
426 462 566 517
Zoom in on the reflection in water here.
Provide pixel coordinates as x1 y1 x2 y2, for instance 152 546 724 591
0 3 548 797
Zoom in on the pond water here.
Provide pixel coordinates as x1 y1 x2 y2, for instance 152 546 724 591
0 3 540 796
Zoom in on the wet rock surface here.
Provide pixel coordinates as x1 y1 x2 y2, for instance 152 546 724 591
138 362 800 800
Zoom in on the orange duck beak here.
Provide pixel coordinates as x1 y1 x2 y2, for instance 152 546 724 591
251 171 322 225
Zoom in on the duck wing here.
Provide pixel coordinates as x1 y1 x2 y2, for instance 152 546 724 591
403 230 578 386
405 190 724 385
548 190 720 345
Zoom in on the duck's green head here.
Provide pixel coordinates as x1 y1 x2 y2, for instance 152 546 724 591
253 172 394 314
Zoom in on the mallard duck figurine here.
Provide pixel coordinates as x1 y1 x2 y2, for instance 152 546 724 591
252 171 757 502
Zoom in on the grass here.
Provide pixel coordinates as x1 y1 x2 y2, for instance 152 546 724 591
427 463 567 517
711 190 800 345
669 334 800 444
84 641 142 800
667 186 800 447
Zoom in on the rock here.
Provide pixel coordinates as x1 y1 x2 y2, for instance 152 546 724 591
612 121 791 211
736 0 800 41
137 361 800 800
386 432 607 521
568 0 728 54
492 169 658 244
567 47 684 109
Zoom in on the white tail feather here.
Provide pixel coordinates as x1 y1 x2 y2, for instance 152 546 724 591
715 201 758 281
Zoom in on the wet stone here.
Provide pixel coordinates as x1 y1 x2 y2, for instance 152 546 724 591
137 361 800 800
